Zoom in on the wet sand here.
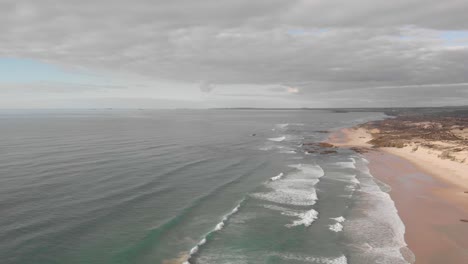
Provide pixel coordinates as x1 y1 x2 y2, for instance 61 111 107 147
366 151 468 264
329 128 468 263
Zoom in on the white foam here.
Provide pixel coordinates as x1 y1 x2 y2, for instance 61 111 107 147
214 222 224 231
329 216 345 232
288 164 325 178
279 150 296 154
252 184 318 206
330 174 359 184
329 222 343 232
263 204 319 228
344 164 412 263
270 172 284 181
335 161 356 169
285 209 319 227
276 123 289 129
349 177 360 185
268 136 286 142
184 202 243 264
277 253 348 264
331 216 346 222
253 164 324 206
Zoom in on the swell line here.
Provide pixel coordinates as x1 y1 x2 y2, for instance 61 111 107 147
113 160 268 263
183 199 245 264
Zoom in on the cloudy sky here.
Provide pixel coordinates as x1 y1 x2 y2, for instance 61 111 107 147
1 0 468 108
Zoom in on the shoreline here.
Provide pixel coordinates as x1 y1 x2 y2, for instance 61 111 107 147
329 127 468 263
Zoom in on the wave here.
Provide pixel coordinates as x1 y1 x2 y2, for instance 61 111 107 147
329 223 344 232
276 253 348 264
184 201 243 264
331 216 346 222
268 136 286 142
285 209 319 227
270 172 284 181
335 161 356 169
276 123 289 129
253 164 323 206
113 161 267 262
252 189 317 206
275 123 304 129
279 150 296 154
344 158 413 263
328 216 345 232
263 204 319 228
288 164 325 178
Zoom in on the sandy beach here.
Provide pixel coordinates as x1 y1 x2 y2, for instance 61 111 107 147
330 127 468 263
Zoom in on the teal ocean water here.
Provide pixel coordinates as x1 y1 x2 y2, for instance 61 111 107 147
0 110 413 264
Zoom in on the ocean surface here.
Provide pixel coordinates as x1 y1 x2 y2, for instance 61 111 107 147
0 109 414 264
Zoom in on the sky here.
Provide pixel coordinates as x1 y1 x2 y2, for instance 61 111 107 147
1 0 468 108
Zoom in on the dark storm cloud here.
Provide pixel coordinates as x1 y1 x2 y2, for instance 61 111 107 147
1 0 468 107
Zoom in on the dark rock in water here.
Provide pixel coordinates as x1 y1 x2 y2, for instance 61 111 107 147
320 150 338 154
460 219 468 223
318 142 335 148
251 133 256 136
350 147 369 154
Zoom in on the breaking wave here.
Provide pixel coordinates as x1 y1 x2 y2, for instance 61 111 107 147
270 172 284 181
345 157 413 264
183 201 243 264
268 136 286 142
252 164 323 206
276 253 348 264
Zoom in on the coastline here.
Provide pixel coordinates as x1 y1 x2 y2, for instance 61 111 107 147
329 127 468 263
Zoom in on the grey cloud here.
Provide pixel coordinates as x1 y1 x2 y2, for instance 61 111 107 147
199 81 215 93
1 0 468 107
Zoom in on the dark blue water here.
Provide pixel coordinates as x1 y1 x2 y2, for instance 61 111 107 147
0 109 412 264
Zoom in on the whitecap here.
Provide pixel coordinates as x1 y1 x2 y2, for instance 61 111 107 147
329 222 343 232
344 168 412 263
263 204 318 227
288 164 325 178
285 209 319 227
276 253 348 264
268 136 286 142
184 201 243 264
331 216 346 222
279 150 296 154
335 161 356 169
252 185 318 206
276 123 289 129
270 172 284 181
253 164 324 206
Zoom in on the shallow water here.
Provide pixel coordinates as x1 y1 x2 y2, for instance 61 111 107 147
0 109 411 264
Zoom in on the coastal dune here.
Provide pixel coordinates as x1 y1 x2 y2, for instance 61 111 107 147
329 116 468 263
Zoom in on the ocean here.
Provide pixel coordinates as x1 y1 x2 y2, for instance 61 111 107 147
0 109 413 264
